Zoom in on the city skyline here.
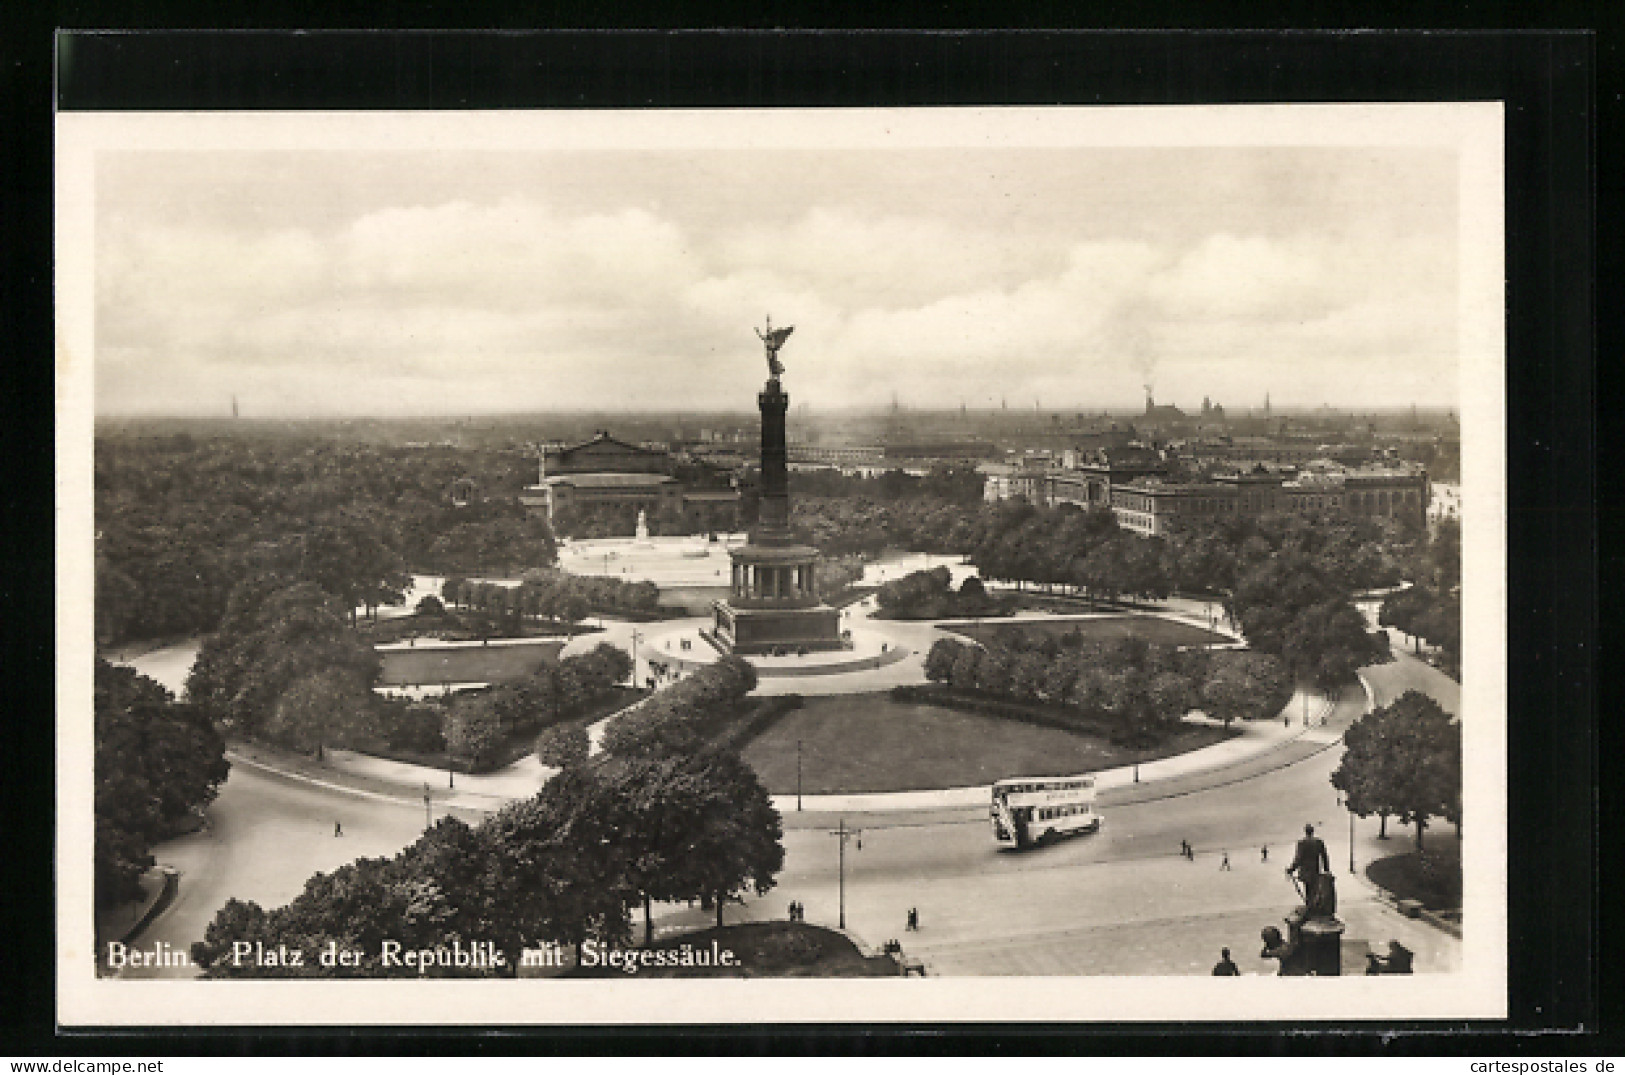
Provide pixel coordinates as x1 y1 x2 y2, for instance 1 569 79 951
81 109 1472 418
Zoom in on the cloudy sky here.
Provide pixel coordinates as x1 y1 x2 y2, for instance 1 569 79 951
92 128 1464 416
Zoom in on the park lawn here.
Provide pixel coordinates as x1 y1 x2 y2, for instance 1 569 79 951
567 922 898 978
376 639 566 687
741 692 1232 795
1364 838 1462 910
944 614 1228 649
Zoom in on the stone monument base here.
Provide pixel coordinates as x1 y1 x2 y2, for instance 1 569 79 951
712 601 845 655
1287 908 1347 976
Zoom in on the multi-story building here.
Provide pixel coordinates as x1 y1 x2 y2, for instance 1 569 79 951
1182 436 1379 470
1110 480 1243 536
980 462 1053 503
1110 465 1429 536
1047 447 1169 509
787 443 886 467
520 430 739 529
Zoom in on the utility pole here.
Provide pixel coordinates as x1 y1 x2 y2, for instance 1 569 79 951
1339 795 1355 874
629 629 643 687
797 739 803 812
423 783 433 829
828 818 863 929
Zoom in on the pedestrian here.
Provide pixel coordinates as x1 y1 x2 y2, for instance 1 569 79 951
1212 947 1241 976
334 821 343 837
789 900 797 922
1261 845 1269 864
1220 850 1231 871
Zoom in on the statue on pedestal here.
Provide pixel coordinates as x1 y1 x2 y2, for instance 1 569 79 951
1260 822 1345 975
1288 824 1334 916
755 315 794 378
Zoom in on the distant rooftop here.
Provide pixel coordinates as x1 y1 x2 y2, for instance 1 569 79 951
534 473 678 489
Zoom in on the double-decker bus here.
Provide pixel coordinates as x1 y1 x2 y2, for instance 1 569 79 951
991 775 1101 849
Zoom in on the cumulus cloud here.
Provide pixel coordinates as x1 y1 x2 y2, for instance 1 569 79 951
93 146 1460 415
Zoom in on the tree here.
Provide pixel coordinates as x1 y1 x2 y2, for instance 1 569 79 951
192 816 522 978
380 700 446 753
534 723 590 770
443 702 506 771
187 579 381 741
1201 651 1292 727
303 517 410 624
600 656 757 758
1146 669 1196 729
484 767 639 964
1283 598 1392 691
264 668 376 759
571 643 633 691
95 659 229 908
1331 690 1459 849
923 638 961 683
622 750 784 930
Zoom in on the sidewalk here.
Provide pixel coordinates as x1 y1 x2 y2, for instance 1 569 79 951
321 747 554 807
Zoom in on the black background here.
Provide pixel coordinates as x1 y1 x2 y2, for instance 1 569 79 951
3 11 1610 1058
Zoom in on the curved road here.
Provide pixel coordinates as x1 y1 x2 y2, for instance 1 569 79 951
116 760 448 979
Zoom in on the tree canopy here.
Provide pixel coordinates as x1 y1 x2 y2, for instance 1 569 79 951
95 659 230 907
1331 689 1460 849
922 633 1224 745
600 656 759 758
186 578 382 746
191 747 783 975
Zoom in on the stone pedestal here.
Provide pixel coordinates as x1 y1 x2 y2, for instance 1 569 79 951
1296 916 1347 976
713 543 843 654
1283 907 1346 976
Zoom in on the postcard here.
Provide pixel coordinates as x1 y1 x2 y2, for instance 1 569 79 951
57 103 1505 1024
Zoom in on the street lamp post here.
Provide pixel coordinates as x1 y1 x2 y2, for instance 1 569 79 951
1339 795 1355 874
797 739 803 812
629 629 644 688
1303 686 1311 727
828 817 863 930
423 783 432 829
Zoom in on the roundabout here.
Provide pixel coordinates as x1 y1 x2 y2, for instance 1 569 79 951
642 621 911 679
